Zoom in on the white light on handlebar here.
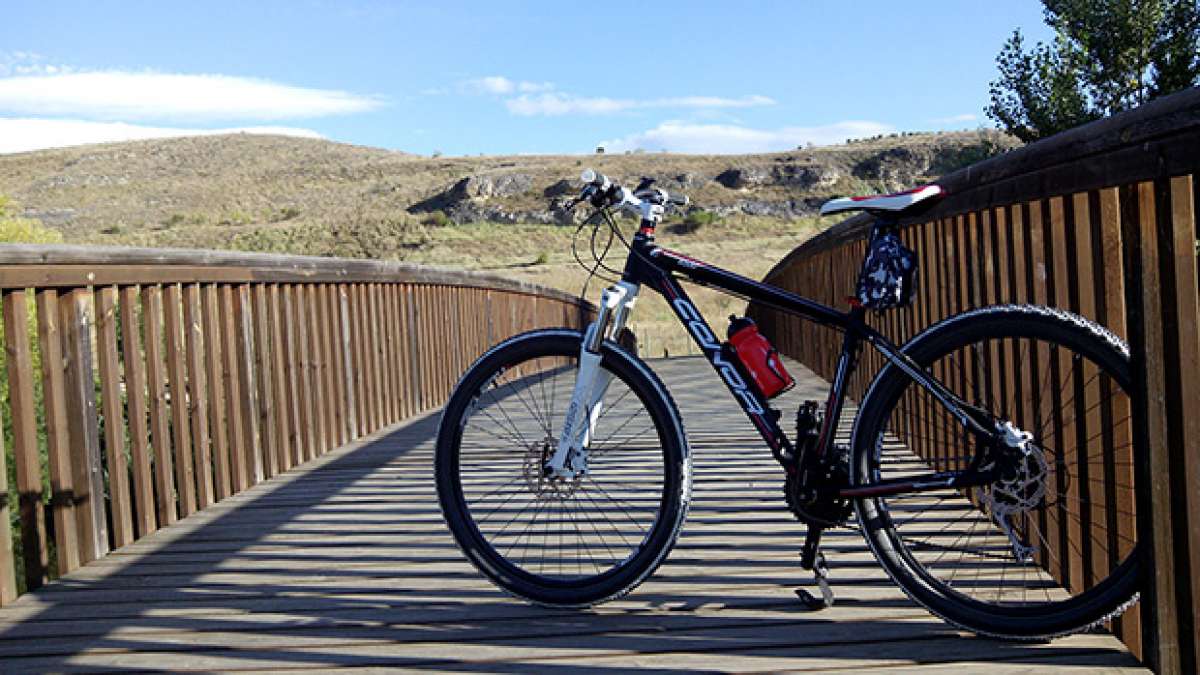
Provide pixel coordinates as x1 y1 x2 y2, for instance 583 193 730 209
580 169 596 184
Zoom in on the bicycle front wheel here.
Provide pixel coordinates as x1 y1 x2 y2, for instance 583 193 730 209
435 329 691 606
852 305 1140 639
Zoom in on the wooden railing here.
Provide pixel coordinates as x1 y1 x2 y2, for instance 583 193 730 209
748 86 1200 672
0 245 593 606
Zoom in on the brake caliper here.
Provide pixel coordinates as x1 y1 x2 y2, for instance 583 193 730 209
985 420 1048 562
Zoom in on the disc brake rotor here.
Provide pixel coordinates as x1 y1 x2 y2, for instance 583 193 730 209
523 437 582 500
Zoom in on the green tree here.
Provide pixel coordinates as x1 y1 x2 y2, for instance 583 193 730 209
987 0 1200 141
0 196 63 244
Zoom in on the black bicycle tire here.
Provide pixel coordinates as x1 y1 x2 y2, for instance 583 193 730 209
851 304 1141 639
435 328 691 607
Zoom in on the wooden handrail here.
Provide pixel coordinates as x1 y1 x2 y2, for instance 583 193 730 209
748 86 1200 672
0 247 594 607
0 244 587 302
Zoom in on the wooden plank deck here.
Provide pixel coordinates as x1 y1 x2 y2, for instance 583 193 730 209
0 357 1144 673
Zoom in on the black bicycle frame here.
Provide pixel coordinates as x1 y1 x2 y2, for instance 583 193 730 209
615 224 998 500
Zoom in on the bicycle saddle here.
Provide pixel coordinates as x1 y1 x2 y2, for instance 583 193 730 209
819 184 943 216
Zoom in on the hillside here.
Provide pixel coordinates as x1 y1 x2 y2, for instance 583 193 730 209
0 131 1016 354
0 130 1012 248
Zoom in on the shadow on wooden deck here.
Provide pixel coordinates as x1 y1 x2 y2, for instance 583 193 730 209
0 358 1144 672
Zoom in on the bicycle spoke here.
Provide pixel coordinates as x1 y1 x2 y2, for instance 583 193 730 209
450 346 667 587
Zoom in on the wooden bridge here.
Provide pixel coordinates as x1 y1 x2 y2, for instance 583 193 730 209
0 353 1143 672
1 88 1198 673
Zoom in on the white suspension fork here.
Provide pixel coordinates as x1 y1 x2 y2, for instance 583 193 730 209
546 280 639 478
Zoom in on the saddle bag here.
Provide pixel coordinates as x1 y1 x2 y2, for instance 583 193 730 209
856 232 918 310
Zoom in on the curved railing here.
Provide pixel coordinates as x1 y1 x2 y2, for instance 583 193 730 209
747 86 1200 669
0 245 593 605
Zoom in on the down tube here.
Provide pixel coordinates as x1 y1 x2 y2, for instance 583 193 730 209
654 275 793 460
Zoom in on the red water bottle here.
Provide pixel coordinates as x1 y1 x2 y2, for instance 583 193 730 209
727 316 794 399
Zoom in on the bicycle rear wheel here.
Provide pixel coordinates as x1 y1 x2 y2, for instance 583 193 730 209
852 305 1140 639
436 329 691 606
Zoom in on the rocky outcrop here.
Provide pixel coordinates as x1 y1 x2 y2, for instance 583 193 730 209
851 147 934 191
715 166 771 189
709 199 817 219
771 163 839 189
542 179 574 198
408 171 535 217
462 172 534 198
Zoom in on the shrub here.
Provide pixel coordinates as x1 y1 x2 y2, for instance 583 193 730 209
0 196 63 243
275 206 301 221
421 210 451 227
218 210 253 226
667 209 719 235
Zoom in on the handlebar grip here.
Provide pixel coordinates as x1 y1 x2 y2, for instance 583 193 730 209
580 168 609 187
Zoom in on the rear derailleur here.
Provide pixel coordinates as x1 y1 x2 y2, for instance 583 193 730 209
784 401 854 611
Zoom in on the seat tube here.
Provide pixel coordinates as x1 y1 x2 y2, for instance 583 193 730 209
817 318 864 459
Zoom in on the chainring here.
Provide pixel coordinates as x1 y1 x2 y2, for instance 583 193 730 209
784 472 853 528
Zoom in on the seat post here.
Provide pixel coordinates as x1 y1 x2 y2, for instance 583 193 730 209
867 212 899 243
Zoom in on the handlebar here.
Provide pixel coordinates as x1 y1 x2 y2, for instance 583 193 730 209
576 168 689 211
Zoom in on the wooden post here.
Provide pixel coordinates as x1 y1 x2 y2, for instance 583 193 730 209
183 284 214 508
252 284 278 479
350 284 369 435
404 285 422 417
280 285 306 465
219 284 248 490
315 285 338 449
0 379 17 604
142 285 177 527
338 286 358 440
119 286 156 536
294 285 317 460
1167 175 1200 670
35 288 81 574
235 285 263 482
304 285 327 454
3 290 47 591
324 285 347 445
96 286 134 547
267 285 292 472
1097 187 1142 652
1125 181 1181 674
202 284 232 500
60 288 108 563
162 284 197 516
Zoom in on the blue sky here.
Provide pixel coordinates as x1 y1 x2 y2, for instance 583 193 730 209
0 1 1054 155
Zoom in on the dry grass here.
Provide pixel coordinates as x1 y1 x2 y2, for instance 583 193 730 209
395 214 831 356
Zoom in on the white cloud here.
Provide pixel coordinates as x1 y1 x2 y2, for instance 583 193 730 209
462 76 554 95
0 71 382 122
930 113 977 125
599 120 895 154
0 51 72 77
506 93 776 116
0 118 323 154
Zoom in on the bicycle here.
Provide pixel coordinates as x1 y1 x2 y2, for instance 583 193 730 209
435 169 1140 640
